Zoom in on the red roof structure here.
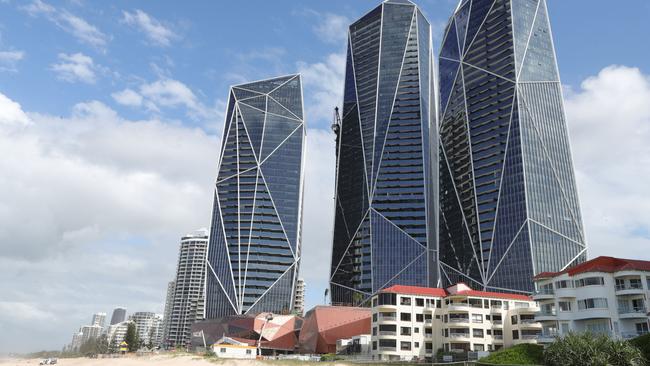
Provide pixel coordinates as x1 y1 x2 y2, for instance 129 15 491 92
380 283 531 301
381 285 447 297
534 256 650 279
297 306 371 354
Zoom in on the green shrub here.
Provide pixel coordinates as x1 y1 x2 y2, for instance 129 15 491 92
320 353 343 361
631 333 650 363
544 332 645 366
478 343 544 365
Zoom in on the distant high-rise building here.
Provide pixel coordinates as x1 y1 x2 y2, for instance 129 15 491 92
79 325 102 344
110 307 127 325
91 312 106 328
437 0 587 294
129 312 163 347
70 331 84 351
166 230 207 347
106 321 132 350
206 74 306 317
162 280 175 346
293 278 305 316
330 0 438 306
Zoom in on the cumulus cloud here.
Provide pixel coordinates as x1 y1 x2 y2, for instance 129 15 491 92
22 0 108 50
111 88 143 107
122 9 178 47
297 52 346 127
314 13 350 45
50 52 97 84
564 65 650 260
0 92 219 352
0 50 25 72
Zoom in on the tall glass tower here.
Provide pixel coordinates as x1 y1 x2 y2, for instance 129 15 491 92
330 0 437 306
206 75 305 317
438 0 587 294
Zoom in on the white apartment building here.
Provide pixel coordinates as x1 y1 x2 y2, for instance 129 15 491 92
91 312 106 328
107 321 132 350
130 312 163 347
294 278 305 316
533 256 650 342
166 229 208 347
370 284 541 362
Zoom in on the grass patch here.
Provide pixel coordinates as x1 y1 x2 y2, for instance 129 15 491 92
478 344 544 365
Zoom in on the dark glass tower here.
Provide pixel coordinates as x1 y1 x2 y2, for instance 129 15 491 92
206 75 305 317
438 0 587 294
330 0 437 306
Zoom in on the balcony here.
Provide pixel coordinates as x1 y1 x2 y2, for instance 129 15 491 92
536 331 559 343
615 284 645 296
448 333 471 342
378 331 396 336
618 306 647 319
519 319 542 328
492 334 504 341
533 288 555 300
448 317 470 325
622 331 649 339
378 315 397 322
447 303 471 311
425 318 433 324
424 333 433 339
535 310 557 321
379 346 396 351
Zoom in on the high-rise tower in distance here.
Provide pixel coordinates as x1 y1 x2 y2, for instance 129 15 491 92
438 0 587 294
206 75 305 317
330 0 437 306
165 229 208 347
109 307 127 326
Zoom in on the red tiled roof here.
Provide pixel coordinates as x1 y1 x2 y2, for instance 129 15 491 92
533 256 650 279
381 285 447 297
451 289 531 301
380 284 531 301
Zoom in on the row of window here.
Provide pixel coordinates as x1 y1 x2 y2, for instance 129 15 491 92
550 276 650 290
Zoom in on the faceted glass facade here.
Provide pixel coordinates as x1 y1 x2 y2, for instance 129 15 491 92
206 75 305 317
438 0 586 294
330 0 438 306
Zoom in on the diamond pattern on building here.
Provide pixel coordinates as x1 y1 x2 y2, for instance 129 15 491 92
206 75 305 318
330 2 437 306
438 0 587 294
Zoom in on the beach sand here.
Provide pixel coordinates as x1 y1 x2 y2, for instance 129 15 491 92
0 355 349 366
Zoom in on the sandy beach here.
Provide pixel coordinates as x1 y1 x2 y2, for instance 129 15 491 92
0 355 276 366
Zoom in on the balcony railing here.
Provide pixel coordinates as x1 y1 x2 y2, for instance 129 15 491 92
618 306 646 315
615 283 644 291
622 331 649 339
378 331 396 336
534 288 555 295
538 331 559 339
535 310 557 317
379 315 396 321
493 335 503 340
520 319 539 324
449 333 470 339
449 318 470 323
521 334 540 340
492 320 503 325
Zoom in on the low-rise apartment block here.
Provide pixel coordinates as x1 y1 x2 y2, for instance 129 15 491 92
370 284 540 361
533 256 650 342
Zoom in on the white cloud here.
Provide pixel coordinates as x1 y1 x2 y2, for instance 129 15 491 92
314 13 350 45
22 0 108 50
0 93 31 125
112 88 143 107
0 92 219 352
300 129 336 294
297 52 346 126
122 9 178 47
140 79 200 111
0 50 25 72
50 52 96 84
565 65 650 260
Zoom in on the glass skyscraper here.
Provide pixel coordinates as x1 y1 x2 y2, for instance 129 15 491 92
205 75 305 317
330 0 437 306
438 0 587 294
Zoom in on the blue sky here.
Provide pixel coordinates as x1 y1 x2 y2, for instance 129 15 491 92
1 0 650 353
